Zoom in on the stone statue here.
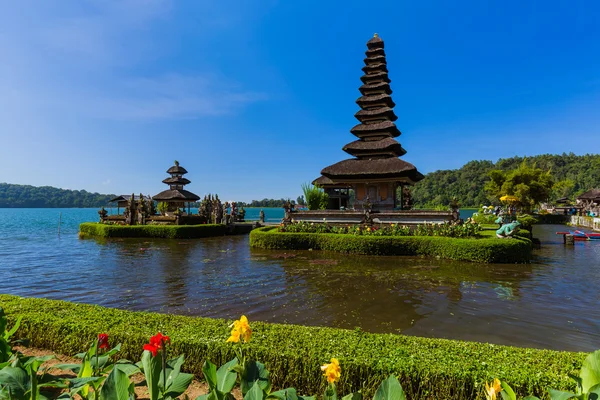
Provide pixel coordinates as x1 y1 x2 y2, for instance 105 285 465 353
230 202 237 222
98 207 108 222
450 197 460 222
402 187 413 210
223 202 230 225
259 209 265 223
239 206 246 222
496 221 521 239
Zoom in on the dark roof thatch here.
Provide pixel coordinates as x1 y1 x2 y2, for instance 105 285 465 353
166 165 188 175
577 189 600 201
152 189 200 202
343 138 406 156
360 72 390 84
362 63 388 74
355 107 397 122
321 158 424 182
364 55 386 65
356 94 395 108
162 176 191 185
359 82 392 96
367 35 384 49
109 194 151 203
350 120 401 137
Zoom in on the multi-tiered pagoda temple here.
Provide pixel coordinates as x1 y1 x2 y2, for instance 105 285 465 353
153 161 200 213
314 34 424 211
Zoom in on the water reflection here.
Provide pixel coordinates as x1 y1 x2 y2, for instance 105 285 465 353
1 209 599 352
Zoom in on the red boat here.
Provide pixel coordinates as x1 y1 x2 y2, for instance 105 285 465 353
556 230 600 241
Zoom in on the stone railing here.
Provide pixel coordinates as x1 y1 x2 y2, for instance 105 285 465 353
289 210 456 225
571 216 600 231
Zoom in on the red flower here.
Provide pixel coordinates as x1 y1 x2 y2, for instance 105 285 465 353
143 332 171 357
98 333 109 350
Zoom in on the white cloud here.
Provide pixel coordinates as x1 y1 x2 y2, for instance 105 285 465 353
102 179 111 185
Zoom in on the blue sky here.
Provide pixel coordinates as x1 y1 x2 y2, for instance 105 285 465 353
0 0 598 202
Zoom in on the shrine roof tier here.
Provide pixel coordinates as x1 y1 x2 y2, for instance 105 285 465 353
350 120 401 138
152 189 200 202
354 107 398 122
312 175 352 188
321 158 424 183
360 72 390 84
356 93 395 109
162 176 191 185
366 48 386 58
166 164 188 175
364 55 387 65
359 82 392 96
367 35 384 49
342 137 407 157
362 63 389 74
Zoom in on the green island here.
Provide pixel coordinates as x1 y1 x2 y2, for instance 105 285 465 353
79 222 254 239
0 295 589 400
250 226 533 263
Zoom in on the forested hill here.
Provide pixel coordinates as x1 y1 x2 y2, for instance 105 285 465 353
0 183 116 208
412 153 600 208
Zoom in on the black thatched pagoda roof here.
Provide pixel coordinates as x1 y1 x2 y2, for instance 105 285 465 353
321 158 424 181
577 189 600 201
162 176 191 185
153 161 199 202
315 34 423 186
343 137 406 157
152 189 200 202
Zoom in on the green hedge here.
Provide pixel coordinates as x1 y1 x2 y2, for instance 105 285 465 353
79 222 229 239
0 295 584 399
250 227 532 263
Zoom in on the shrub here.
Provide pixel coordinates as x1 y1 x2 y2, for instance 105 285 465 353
250 227 532 263
79 223 228 239
0 295 585 400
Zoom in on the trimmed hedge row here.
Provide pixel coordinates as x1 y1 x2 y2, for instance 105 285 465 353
0 295 584 399
79 222 229 239
249 227 532 263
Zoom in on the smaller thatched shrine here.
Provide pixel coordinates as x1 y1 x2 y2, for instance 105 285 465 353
152 161 200 214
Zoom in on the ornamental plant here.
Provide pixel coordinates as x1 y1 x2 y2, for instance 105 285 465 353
139 332 193 400
0 307 22 363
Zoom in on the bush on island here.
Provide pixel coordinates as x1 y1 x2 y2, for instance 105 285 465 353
0 295 584 400
250 227 532 263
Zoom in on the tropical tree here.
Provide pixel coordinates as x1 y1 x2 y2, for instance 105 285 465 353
484 160 554 212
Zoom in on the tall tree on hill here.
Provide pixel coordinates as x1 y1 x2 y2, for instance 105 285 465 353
484 160 554 212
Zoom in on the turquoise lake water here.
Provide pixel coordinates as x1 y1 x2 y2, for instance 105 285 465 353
0 208 599 352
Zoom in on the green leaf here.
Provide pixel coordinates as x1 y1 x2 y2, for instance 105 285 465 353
244 382 264 400
165 372 194 398
341 392 362 400
298 396 315 400
241 361 270 396
202 360 218 392
0 366 29 397
141 350 162 400
4 316 21 340
581 350 600 393
217 358 239 394
373 376 406 400
113 363 140 377
54 363 82 374
522 397 542 400
501 381 517 400
268 388 299 400
100 367 134 400
588 382 600 397
323 385 337 400
548 389 577 400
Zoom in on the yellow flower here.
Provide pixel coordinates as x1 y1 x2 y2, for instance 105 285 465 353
320 358 341 384
227 315 252 343
485 378 502 400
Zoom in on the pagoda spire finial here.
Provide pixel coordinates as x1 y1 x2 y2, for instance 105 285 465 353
373 33 379 37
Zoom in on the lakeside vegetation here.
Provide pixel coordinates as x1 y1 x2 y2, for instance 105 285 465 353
0 295 589 399
410 153 600 208
79 222 254 238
